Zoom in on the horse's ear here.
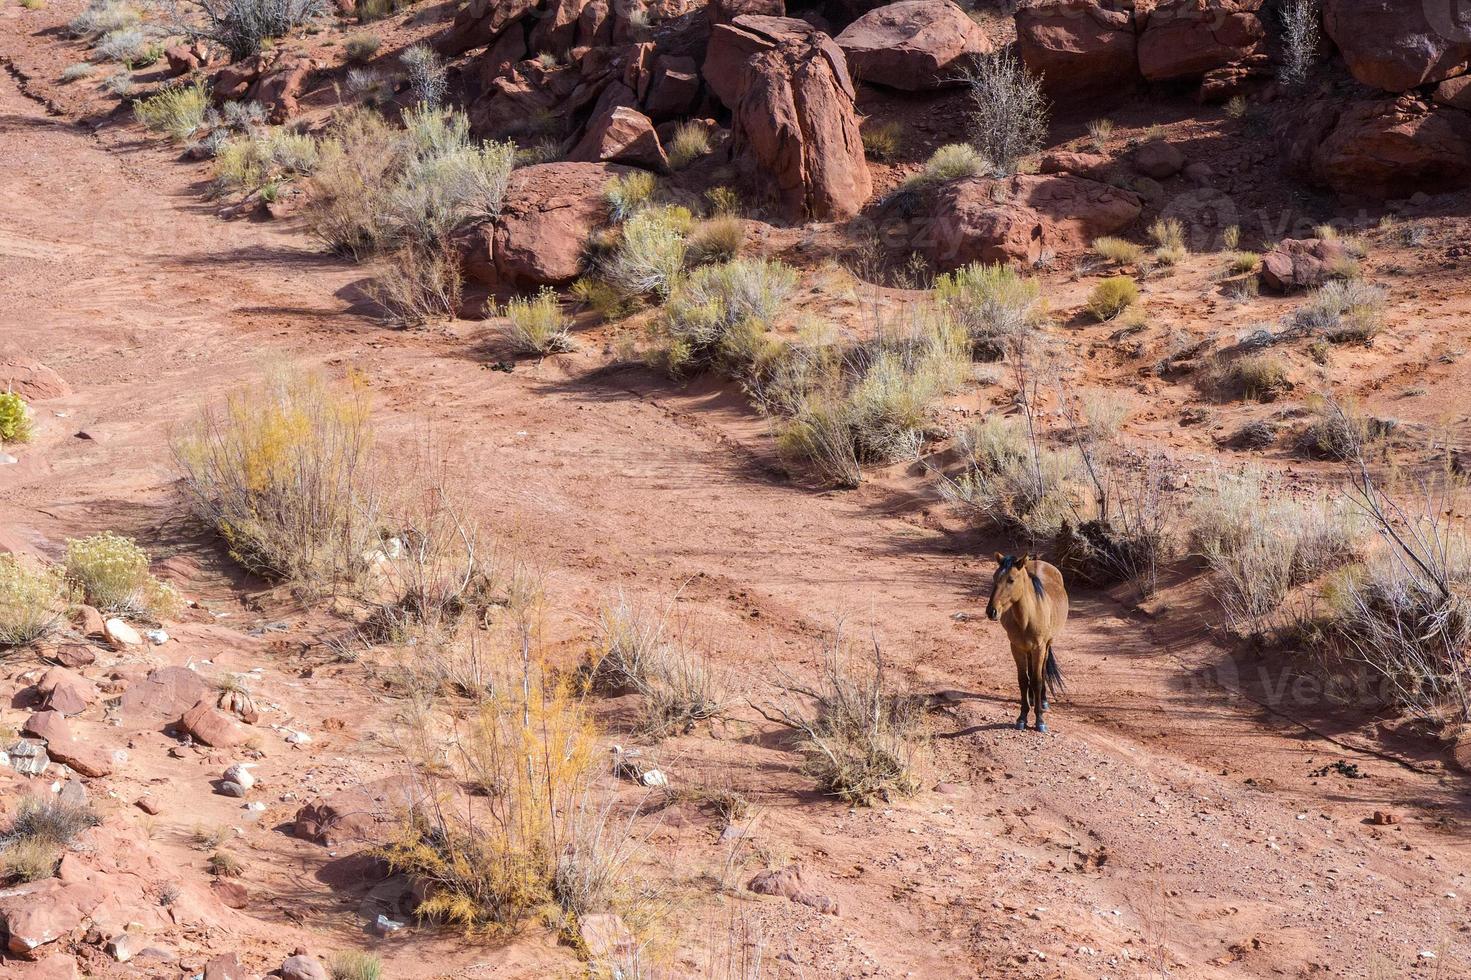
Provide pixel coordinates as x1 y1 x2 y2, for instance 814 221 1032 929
993 552 1006 565
1017 554 1032 568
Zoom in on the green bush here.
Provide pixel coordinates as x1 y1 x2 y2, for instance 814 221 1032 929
901 143 986 191
1085 276 1139 321
134 82 209 142
330 951 384 980
0 555 68 648
603 171 655 222
600 205 691 302
64 532 181 620
0 392 33 443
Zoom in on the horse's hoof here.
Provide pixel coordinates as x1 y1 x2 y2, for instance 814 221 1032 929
1034 721 1048 733
1014 719 1028 731
1040 701 1050 712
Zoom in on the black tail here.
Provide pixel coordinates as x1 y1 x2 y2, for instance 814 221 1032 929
1045 645 1066 698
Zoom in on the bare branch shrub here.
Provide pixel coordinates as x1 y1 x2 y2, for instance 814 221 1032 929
1276 0 1321 88
180 0 326 61
964 50 1048 175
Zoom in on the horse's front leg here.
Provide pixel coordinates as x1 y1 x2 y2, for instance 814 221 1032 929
1030 648 1049 732
1012 649 1030 730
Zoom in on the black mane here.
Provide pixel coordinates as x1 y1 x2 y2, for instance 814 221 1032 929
999 555 1045 599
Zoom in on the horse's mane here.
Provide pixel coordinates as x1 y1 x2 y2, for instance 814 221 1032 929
999 555 1046 600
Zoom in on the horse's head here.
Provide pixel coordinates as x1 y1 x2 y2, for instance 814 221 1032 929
987 553 1035 621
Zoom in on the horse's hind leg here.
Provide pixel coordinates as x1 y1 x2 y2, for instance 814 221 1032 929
1030 649 1049 732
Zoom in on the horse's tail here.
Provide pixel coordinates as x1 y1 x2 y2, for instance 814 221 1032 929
1045 644 1066 698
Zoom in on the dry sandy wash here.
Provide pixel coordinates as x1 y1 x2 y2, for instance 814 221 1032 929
3 2 1471 978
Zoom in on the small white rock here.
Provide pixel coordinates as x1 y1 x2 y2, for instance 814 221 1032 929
145 628 169 645
103 617 142 649
223 763 256 790
639 769 669 788
284 730 312 744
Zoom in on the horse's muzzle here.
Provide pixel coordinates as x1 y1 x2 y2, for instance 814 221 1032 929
986 604 998 621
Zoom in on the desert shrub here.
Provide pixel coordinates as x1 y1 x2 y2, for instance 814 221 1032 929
207 850 244 877
402 43 446 107
1086 116 1114 150
1292 279 1386 343
654 257 796 376
1 838 58 883
96 28 159 65
104 71 137 97
211 137 267 193
258 127 320 174
603 171 655 222
933 261 1044 360
182 0 327 61
306 106 515 257
9 797 100 847
965 49 1047 175
1092 236 1143 265
0 392 32 443
344 33 379 63
685 216 744 266
860 119 902 160
1225 94 1249 118
759 633 925 805
704 185 741 217
382 661 603 934
330 952 383 980
134 82 209 142
570 276 630 320
61 63 96 82
1298 397 1368 460
1277 0 1320 87
1214 351 1289 401
667 121 712 170
901 143 986 191
1191 468 1363 634
1227 250 1261 274
173 370 380 588
501 288 575 355
592 594 733 734
0 555 68 648
941 414 1083 539
1148 217 1186 253
68 0 138 37
64 532 181 619
600 205 691 301
1078 389 1129 439
1085 276 1139 321
1223 225 1241 250
370 241 463 325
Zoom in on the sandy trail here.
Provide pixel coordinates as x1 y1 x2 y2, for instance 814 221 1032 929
2 52 1470 979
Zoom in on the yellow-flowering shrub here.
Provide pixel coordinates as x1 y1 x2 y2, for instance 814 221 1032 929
0 392 33 444
64 532 180 620
173 371 380 589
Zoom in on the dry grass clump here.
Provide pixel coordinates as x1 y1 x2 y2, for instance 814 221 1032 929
860 119 902 161
603 170 656 222
899 143 987 192
1092 236 1143 266
652 257 796 377
685 216 744 266
0 555 68 648
134 81 209 142
1190 468 1363 635
1298 396 1371 460
1211 351 1290 402
941 414 1083 540
0 391 33 444
1292 279 1386 344
1226 251 1261 275
501 288 575 356
96 27 162 66
330 951 384 980
758 632 926 805
3 797 100 882
775 310 968 487
1085 276 1139 321
344 33 379 63
667 121 712 170
68 0 139 38
933 261 1044 360
591 593 734 735
64 532 181 621
173 370 380 590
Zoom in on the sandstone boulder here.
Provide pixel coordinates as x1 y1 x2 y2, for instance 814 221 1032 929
644 54 702 119
1324 0 1471 93
458 162 630 291
1311 97 1471 198
254 53 316 123
1038 150 1110 176
280 955 329 980
887 173 1142 269
747 864 840 914
439 0 541 56
0 880 85 957
292 775 429 846
0 358 70 401
35 668 97 717
568 105 670 169
21 711 112 777
835 0 991 91
1015 0 1138 98
704 15 871 221
1434 75 1471 111
179 699 250 748
1259 238 1348 292
119 666 212 729
1132 138 1185 178
1137 0 1265 82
